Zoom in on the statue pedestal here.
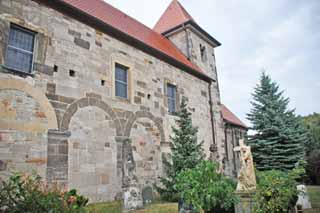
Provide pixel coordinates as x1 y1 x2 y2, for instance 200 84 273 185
235 191 256 213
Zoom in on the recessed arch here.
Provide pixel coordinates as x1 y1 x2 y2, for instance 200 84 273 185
60 97 122 135
124 111 165 143
0 79 58 130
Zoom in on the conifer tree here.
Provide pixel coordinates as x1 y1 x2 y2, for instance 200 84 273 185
247 72 307 171
156 97 204 200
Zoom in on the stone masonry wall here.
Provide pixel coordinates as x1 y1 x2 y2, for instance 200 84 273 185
0 89 48 180
0 0 222 202
168 27 225 164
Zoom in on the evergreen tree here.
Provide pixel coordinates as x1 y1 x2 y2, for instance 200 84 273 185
156 97 204 201
247 72 307 171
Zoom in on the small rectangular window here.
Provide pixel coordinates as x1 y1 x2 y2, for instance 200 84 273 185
115 63 128 99
5 24 36 73
167 84 177 113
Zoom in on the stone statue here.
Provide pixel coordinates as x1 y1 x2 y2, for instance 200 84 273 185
233 139 256 191
121 138 143 210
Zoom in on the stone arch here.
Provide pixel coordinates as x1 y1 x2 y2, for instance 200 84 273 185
124 111 165 143
0 79 58 130
60 97 122 134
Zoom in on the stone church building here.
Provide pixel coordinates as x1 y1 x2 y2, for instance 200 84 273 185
0 0 247 203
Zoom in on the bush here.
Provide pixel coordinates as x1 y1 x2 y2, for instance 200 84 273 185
175 161 238 213
306 149 320 185
0 172 88 213
253 166 305 213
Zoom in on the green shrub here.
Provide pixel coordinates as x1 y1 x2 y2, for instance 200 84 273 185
253 166 305 213
0 172 88 213
175 161 238 213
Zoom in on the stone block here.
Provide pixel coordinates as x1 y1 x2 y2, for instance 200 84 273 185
0 160 7 171
34 63 54 76
68 29 81 38
137 91 145 97
137 80 147 88
86 92 102 100
134 96 141 104
100 173 109 184
74 37 90 49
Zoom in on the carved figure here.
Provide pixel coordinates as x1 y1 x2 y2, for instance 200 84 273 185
233 139 256 191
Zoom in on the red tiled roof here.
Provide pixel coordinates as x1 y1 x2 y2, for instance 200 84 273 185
60 0 204 75
221 104 247 129
154 0 194 34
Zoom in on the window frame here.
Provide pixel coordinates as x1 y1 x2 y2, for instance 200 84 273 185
4 24 37 74
115 63 129 100
166 83 177 114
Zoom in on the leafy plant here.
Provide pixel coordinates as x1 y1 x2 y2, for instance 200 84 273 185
174 161 238 213
0 172 88 213
156 97 204 201
253 165 305 213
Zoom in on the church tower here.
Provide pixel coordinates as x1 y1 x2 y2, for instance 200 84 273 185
154 0 226 165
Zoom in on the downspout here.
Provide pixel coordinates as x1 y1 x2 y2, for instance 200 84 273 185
224 123 228 160
208 82 216 146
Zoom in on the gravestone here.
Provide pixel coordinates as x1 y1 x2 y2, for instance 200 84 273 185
142 186 153 204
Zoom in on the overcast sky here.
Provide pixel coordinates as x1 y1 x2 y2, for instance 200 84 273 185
105 0 320 126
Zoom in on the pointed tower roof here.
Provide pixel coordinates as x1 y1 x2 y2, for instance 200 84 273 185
154 0 194 34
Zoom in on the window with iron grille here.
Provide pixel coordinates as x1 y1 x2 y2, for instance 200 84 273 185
115 63 128 99
5 24 36 73
167 84 177 113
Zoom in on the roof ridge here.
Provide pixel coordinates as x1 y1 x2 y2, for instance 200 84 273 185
154 0 195 33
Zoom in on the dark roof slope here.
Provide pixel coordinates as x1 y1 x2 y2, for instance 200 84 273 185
221 104 247 129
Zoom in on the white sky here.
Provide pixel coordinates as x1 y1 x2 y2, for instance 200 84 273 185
104 0 320 126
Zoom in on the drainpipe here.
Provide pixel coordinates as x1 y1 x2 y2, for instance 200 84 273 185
208 82 216 146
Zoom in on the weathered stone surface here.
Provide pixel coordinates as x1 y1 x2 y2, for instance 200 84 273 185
47 130 71 187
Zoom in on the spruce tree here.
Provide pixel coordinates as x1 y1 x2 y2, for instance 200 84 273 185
156 97 204 201
247 72 307 171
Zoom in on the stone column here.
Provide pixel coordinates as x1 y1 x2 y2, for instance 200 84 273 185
235 191 256 213
46 129 71 188
115 136 143 211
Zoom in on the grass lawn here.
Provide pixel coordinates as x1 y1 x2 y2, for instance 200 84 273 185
85 201 178 213
132 203 178 213
306 185 320 208
85 201 122 213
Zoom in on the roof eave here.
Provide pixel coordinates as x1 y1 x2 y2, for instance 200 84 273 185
34 0 214 83
162 20 222 47
224 119 248 130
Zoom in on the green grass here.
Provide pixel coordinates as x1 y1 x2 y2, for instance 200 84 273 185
85 201 178 213
132 203 178 213
307 185 320 208
85 201 122 213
